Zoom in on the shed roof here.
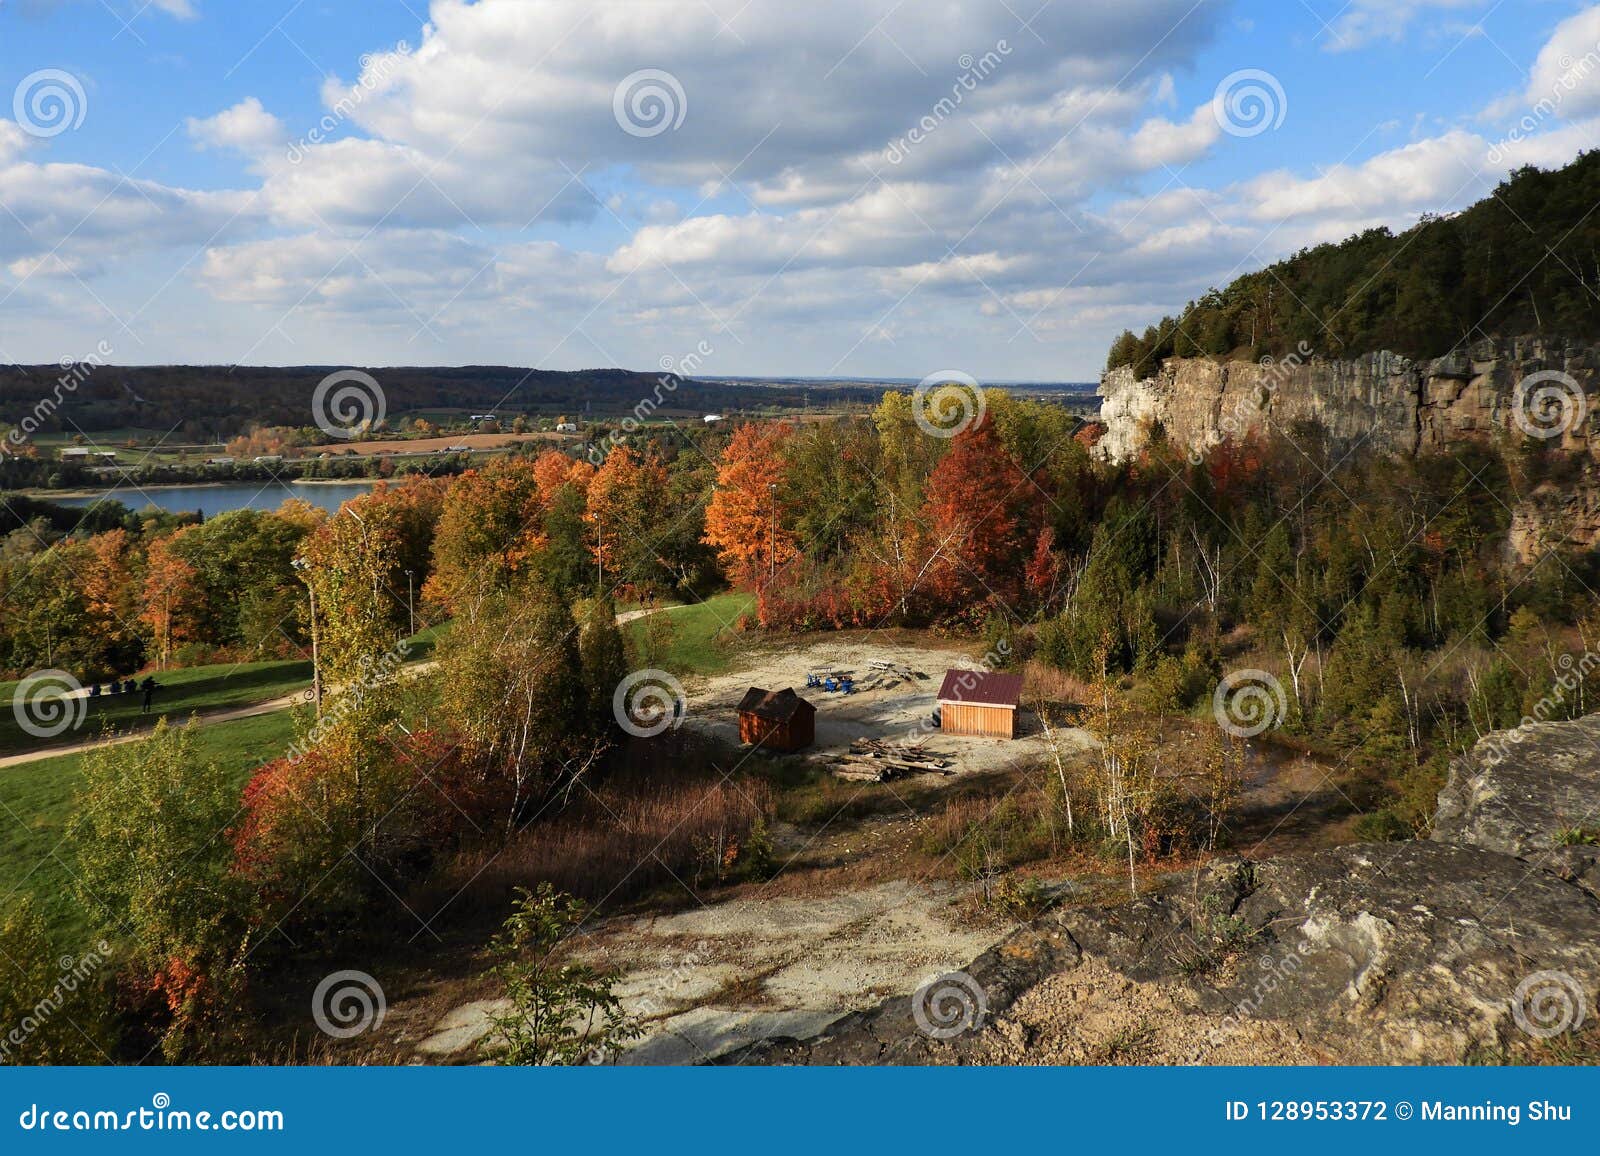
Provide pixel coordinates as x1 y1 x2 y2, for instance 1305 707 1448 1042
736 686 815 722
936 670 1023 708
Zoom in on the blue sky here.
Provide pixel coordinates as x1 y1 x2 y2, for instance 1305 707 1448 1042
2 0 1598 379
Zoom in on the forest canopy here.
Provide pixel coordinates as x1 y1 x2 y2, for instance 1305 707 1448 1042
1106 151 1600 376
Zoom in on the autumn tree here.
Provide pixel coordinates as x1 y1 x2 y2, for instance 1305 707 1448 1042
918 416 1040 621
426 456 547 616
71 720 253 1060
702 422 796 589
435 579 604 835
585 446 671 594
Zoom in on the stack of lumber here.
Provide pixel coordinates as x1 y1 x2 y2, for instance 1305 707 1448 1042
829 738 954 782
853 661 927 692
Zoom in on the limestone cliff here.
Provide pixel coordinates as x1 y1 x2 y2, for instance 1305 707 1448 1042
1097 336 1600 463
1097 336 1600 561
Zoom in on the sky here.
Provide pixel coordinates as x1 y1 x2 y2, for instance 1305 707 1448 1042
2 0 1600 381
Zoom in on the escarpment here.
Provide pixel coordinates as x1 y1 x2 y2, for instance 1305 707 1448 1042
1096 336 1600 561
1097 336 1600 463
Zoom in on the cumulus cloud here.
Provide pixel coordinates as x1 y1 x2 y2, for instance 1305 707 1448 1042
1524 5 1600 120
7 0 1600 377
187 98 286 158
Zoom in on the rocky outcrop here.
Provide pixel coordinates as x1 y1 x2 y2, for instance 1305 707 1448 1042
724 713 1600 1066
1097 336 1600 464
1433 713 1600 856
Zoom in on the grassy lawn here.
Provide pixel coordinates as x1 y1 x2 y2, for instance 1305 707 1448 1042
0 625 447 757
627 591 755 676
0 658 313 757
0 710 299 944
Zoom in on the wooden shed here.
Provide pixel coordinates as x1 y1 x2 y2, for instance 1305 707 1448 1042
736 686 816 752
936 670 1023 739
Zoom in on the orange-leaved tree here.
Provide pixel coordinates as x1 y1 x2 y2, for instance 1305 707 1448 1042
702 422 796 590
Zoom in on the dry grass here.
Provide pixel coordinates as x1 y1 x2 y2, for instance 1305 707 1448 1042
1021 660 1094 711
416 772 772 921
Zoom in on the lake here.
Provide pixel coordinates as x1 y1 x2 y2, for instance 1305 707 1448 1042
53 480 379 518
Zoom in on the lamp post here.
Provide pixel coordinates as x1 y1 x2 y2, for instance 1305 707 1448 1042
291 558 322 719
405 568 415 638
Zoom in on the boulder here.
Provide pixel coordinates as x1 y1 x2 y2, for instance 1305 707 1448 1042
1432 713 1600 855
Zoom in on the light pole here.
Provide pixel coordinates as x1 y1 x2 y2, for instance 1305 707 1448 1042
291 558 322 719
405 568 415 638
767 482 777 583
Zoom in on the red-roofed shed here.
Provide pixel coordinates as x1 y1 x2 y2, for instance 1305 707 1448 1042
936 669 1023 739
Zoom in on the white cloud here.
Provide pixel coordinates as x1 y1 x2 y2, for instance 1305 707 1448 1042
1525 5 1600 120
187 98 286 158
1323 0 1485 52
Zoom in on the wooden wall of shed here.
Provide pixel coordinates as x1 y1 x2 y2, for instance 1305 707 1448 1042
939 702 1015 739
739 711 814 751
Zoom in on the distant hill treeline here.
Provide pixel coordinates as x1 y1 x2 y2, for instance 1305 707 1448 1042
0 364 886 441
1106 150 1600 375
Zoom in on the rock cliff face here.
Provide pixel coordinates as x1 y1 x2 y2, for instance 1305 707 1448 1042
1096 336 1600 464
726 713 1600 1066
